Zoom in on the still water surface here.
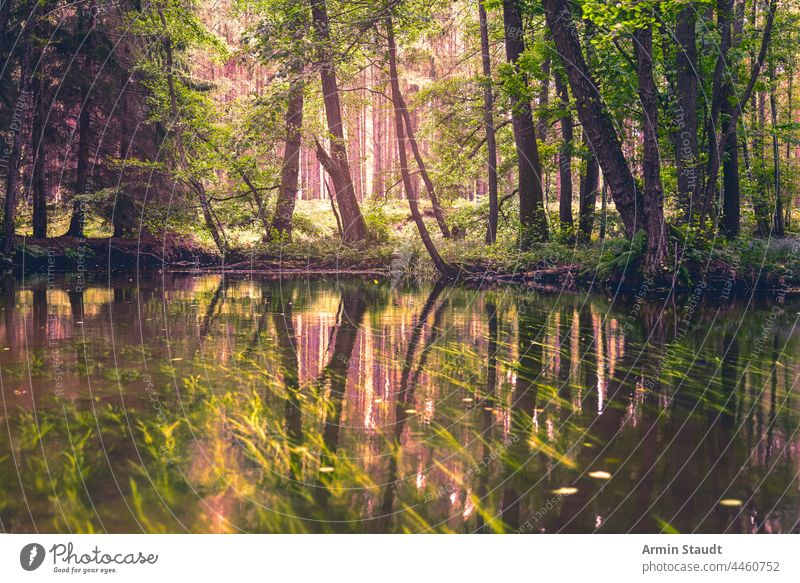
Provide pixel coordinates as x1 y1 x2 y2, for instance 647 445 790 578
0 274 798 533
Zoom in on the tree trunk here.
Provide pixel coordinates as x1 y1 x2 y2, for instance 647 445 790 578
2 8 34 256
720 0 746 239
31 65 47 239
770 68 783 236
67 3 96 238
372 65 384 198
542 0 643 238
554 71 573 233
578 131 599 243
479 0 499 243
633 25 667 274
310 0 367 243
537 56 551 140
599 178 607 241
386 18 457 279
502 0 548 243
674 5 699 223
271 77 305 240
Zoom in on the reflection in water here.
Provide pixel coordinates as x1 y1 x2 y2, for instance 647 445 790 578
0 274 798 533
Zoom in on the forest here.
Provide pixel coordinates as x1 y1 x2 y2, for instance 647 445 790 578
1 0 799 287
2 0 800 538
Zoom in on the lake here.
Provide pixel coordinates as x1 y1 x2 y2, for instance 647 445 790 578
0 273 797 533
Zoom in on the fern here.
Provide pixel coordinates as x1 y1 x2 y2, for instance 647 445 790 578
595 230 648 280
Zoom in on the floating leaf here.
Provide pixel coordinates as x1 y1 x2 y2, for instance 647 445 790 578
588 470 612 480
552 487 578 495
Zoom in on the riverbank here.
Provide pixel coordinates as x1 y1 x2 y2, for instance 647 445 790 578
7 232 219 271
9 229 800 298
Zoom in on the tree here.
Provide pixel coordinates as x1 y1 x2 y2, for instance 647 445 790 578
554 70 573 233
309 0 368 243
386 15 457 278
66 2 97 238
269 0 309 240
502 0 548 244
479 1 499 244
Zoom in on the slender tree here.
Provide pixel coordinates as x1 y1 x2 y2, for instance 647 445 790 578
479 1 499 243
309 0 367 242
502 0 548 243
554 71 573 233
386 16 457 278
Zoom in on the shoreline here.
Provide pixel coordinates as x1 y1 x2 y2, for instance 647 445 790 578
8 235 800 300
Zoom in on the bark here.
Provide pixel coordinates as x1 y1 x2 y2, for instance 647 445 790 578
542 0 644 238
479 0 499 243
3 8 34 256
554 71 573 232
770 68 783 236
578 131 599 243
0 1 10 58
537 56 551 140
674 6 700 222
633 25 667 273
720 0 746 239
503 0 548 243
310 0 367 242
31 64 46 239
271 77 305 240
372 65 384 198
599 179 607 240
67 3 97 238
386 18 457 279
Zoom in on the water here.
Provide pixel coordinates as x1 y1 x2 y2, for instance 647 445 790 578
0 273 797 533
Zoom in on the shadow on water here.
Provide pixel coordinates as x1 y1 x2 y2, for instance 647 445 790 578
0 273 798 533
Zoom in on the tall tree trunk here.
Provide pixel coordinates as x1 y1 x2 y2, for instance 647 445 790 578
554 71 573 232
633 25 667 273
720 124 741 238
386 17 456 279
542 0 644 238
2 7 34 256
271 77 305 240
479 0 499 243
67 3 96 238
537 56 551 140
372 64 384 198
674 5 699 223
578 131 599 243
770 66 783 236
599 178 607 241
31 64 47 239
310 0 367 242
502 0 548 243
721 0 746 239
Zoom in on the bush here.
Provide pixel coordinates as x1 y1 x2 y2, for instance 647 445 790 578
362 203 391 243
